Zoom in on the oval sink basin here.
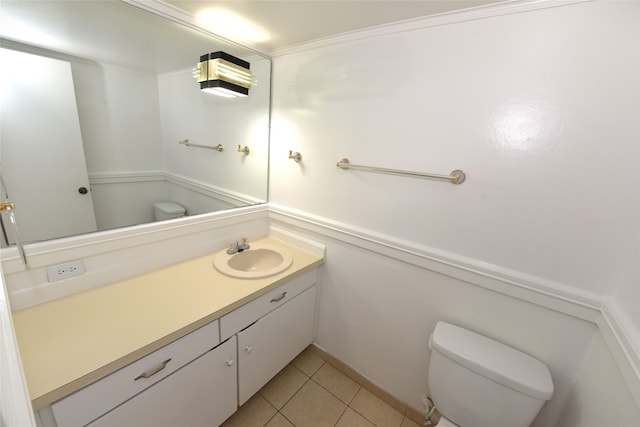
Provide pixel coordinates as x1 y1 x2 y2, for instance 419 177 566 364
213 243 293 279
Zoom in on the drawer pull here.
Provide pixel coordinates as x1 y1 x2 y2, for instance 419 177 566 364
270 291 287 303
134 358 172 381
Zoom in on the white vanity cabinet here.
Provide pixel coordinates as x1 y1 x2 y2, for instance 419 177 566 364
237 285 316 404
39 267 320 427
220 269 318 405
87 337 237 427
49 320 231 427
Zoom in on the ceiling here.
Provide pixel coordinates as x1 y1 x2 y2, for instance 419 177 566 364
166 0 505 51
0 1 267 73
0 0 505 73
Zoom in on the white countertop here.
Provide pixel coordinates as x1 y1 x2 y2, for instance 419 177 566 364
11 237 323 409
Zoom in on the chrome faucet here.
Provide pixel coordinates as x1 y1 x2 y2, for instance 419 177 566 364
226 237 250 254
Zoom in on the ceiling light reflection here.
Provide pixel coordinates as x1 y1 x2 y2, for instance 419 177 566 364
196 9 270 44
0 14 64 50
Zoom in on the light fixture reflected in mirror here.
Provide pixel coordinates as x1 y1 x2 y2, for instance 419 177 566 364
0 1 271 246
195 51 252 98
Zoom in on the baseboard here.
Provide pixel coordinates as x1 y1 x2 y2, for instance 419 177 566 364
307 343 436 425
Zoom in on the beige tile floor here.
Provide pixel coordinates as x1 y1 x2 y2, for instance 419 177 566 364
221 346 430 427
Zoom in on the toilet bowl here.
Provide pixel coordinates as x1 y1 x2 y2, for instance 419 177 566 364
427 321 553 427
153 202 185 221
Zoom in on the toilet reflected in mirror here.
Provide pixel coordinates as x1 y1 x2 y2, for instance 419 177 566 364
0 0 270 247
153 202 186 221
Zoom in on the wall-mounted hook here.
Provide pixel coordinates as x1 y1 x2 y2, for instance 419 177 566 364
289 150 302 162
237 145 250 155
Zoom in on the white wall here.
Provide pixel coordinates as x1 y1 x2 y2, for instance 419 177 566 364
555 331 640 426
312 229 596 426
614 239 640 342
73 57 271 229
270 0 639 299
157 58 271 203
615 241 640 330
73 63 165 174
72 62 169 229
609 235 640 402
269 0 640 425
90 179 168 230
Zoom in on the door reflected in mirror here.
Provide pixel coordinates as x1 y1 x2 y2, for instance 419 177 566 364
0 0 270 246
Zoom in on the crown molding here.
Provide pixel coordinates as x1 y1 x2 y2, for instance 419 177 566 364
273 0 592 57
121 0 273 58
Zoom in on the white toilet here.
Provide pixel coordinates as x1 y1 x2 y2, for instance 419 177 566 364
427 321 553 427
153 202 185 221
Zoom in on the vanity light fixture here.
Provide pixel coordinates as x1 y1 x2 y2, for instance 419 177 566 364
195 51 252 98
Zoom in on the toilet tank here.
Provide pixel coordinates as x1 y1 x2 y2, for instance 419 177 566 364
427 322 553 427
153 202 185 221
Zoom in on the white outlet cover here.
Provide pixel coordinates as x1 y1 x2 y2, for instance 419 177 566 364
46 260 86 282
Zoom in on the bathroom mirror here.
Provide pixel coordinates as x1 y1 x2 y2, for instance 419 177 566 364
0 0 270 246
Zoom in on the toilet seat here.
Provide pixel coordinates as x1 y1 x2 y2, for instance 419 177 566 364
436 416 459 427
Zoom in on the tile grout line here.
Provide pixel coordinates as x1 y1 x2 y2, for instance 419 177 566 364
291 350 404 427
260 365 313 426
307 345 429 425
238 346 422 427
268 361 374 427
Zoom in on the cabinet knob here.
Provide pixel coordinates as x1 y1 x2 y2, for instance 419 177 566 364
226 359 234 367
245 346 253 353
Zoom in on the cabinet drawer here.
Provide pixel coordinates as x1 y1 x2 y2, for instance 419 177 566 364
52 320 220 427
87 336 237 427
220 269 317 341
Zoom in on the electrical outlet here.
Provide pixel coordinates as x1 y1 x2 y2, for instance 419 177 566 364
46 260 86 282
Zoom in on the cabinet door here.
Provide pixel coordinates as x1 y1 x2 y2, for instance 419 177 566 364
88 336 237 427
237 285 316 405
52 321 220 427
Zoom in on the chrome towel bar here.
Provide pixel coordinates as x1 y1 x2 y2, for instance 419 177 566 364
336 158 466 185
178 139 224 152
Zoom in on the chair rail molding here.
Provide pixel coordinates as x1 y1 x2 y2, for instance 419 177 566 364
268 203 640 410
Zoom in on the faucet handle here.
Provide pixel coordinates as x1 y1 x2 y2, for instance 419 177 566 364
226 241 238 254
239 237 250 251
